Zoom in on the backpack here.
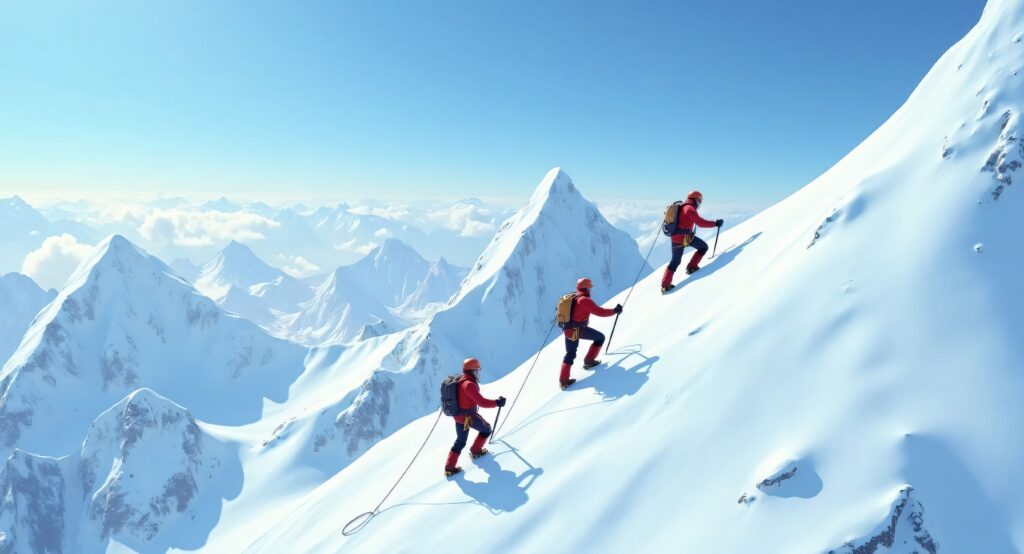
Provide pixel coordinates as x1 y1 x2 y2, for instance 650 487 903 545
555 292 578 329
440 375 466 417
662 201 685 236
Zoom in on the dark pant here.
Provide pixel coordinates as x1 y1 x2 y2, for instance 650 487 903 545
564 326 606 365
451 414 492 453
668 236 709 272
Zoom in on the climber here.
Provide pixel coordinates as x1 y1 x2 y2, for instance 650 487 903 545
661 191 723 293
443 358 506 477
558 278 622 390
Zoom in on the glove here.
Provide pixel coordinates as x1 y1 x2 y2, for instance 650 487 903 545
496 396 507 407
614 304 623 314
715 219 724 227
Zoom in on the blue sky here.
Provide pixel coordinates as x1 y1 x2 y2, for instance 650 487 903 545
0 1 984 205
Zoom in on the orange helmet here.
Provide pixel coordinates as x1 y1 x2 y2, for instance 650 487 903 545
576 277 593 291
463 358 481 371
687 190 703 205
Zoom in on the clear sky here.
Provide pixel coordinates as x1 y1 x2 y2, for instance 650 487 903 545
0 1 985 205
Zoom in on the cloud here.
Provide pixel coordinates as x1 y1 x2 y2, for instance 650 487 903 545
21 234 95 290
374 227 392 238
278 255 321 278
139 209 280 247
335 238 379 255
348 204 413 221
427 203 497 238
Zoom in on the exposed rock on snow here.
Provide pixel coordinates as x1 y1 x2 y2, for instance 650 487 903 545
0 451 67 554
754 458 823 499
829 488 937 554
80 389 233 548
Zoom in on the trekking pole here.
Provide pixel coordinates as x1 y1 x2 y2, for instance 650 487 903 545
488 405 503 445
342 409 443 536
606 231 660 354
710 226 721 259
492 322 556 440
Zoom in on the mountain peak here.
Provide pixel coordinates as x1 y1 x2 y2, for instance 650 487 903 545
2 195 31 210
528 167 577 206
374 238 420 261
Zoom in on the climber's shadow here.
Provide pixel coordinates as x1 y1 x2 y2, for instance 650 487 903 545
452 441 543 514
579 352 659 400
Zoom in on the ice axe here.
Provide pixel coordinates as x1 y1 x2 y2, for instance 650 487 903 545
710 225 721 259
487 404 503 444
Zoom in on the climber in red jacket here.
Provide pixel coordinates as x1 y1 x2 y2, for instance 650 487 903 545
445 358 506 477
661 190 723 293
559 278 622 390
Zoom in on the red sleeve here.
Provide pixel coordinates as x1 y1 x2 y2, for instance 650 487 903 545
684 205 717 228
462 380 497 409
576 295 616 318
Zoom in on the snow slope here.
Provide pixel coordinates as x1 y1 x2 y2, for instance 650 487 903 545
249 2 1024 552
0 273 56 367
0 236 307 462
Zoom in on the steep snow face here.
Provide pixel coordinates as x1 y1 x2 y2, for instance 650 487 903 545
0 236 306 460
285 239 465 345
250 3 1024 552
76 389 238 552
292 169 649 471
0 273 56 367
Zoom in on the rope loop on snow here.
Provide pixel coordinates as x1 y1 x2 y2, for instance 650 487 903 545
342 409 443 536
491 322 556 441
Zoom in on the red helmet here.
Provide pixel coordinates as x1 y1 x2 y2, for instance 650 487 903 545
687 190 703 205
463 358 481 371
576 277 593 291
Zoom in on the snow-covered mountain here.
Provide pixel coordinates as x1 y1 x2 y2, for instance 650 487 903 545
0 388 238 554
0 236 307 461
400 256 470 314
195 240 292 301
249 2 1024 552
285 239 466 345
193 241 316 328
0 273 56 367
285 168 649 471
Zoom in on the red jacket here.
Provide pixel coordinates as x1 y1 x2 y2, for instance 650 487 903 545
455 375 497 422
671 202 717 245
562 292 616 338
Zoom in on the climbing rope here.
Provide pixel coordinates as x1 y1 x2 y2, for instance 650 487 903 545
606 231 661 352
342 409 443 536
490 322 556 441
